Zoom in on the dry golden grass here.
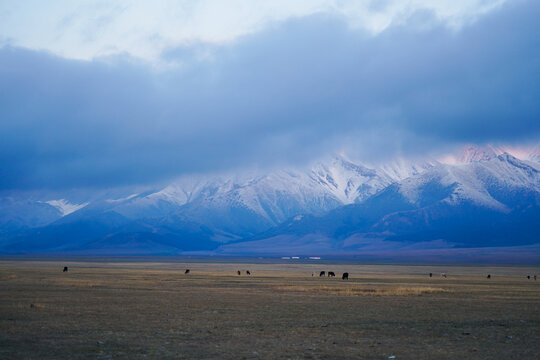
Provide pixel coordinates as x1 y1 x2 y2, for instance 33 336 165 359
0 260 539 359
278 285 453 296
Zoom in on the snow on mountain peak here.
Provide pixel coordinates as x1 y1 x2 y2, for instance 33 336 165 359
106 193 139 203
376 157 438 183
398 153 540 211
3 144 539 250
457 145 498 163
27 145 540 226
46 199 88 216
498 144 540 163
310 155 384 204
440 143 540 165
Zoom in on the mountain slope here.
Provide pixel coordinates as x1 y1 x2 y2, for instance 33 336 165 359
1 148 538 255
219 154 540 254
0 156 403 252
0 198 63 235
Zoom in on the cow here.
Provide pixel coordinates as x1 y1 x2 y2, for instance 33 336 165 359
63 266 68 272
487 274 491 279
535 275 537 281
319 271 325 277
429 273 433 278
342 272 349 280
185 269 190 274
441 273 447 278
237 270 241 276
328 271 336 277
246 270 251 275
527 275 531 280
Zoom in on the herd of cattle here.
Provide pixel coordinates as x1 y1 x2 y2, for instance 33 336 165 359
312 271 349 280
60 266 538 281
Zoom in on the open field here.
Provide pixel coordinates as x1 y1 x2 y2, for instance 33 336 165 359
1 260 539 359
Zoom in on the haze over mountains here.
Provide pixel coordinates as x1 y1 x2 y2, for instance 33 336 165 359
1 144 539 258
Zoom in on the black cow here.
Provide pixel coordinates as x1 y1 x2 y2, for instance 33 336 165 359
429 273 433 278
185 269 190 274
246 270 251 275
237 270 241 276
528 275 531 279
342 272 349 280
328 271 336 277
487 274 491 279
535 275 537 281
63 266 68 272
319 271 325 277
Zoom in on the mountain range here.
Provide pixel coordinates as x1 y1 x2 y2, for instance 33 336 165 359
1 145 539 260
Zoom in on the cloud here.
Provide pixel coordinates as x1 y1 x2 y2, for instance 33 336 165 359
0 0 506 63
0 0 539 190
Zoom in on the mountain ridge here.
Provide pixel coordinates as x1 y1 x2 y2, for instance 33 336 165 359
1 145 539 256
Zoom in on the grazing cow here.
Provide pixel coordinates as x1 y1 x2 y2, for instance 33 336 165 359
63 266 68 272
328 271 335 277
237 270 241 276
441 273 447 278
429 273 433 278
487 274 491 279
342 272 349 280
527 275 531 280
185 269 190 274
246 270 251 275
319 271 325 277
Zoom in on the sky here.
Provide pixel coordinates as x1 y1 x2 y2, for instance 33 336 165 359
0 0 539 190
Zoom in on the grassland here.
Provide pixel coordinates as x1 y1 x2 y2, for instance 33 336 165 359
1 260 539 359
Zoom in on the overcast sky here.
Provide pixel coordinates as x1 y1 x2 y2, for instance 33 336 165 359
0 0 539 190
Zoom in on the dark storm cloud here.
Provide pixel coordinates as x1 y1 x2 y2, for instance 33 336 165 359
0 0 539 190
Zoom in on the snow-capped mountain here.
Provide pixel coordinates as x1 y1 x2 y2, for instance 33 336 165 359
442 144 540 165
114 155 437 224
310 157 386 204
96 156 399 227
221 152 540 255
398 153 540 211
1 145 539 255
